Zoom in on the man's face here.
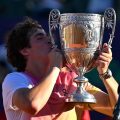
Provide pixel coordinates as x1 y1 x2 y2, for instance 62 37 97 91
22 28 52 64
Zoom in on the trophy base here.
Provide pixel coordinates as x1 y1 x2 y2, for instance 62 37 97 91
66 91 96 104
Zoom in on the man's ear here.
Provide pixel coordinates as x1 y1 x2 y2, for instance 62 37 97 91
20 48 29 56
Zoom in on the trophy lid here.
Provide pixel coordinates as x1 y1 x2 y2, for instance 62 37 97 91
60 13 103 22
61 13 102 17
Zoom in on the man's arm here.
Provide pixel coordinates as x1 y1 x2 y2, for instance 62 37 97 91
87 77 118 116
12 48 62 115
90 43 118 116
13 67 60 115
79 43 118 116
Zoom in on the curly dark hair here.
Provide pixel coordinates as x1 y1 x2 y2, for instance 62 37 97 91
6 17 42 71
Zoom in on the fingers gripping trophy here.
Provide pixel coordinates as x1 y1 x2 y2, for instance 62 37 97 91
49 8 116 104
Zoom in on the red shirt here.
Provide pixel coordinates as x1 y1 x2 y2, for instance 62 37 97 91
27 71 90 120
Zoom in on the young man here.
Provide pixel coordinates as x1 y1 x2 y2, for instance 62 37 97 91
2 17 118 120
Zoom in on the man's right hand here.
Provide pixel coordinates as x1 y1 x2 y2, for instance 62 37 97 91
48 46 63 70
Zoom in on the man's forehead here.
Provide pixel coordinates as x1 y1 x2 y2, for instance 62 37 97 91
33 28 46 36
29 27 46 37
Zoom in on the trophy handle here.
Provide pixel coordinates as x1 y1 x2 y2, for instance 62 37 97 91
104 8 116 48
48 9 60 46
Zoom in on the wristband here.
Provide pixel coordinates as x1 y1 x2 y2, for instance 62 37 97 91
99 69 112 80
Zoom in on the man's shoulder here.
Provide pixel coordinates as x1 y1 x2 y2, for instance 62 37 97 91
61 67 70 72
2 72 28 86
4 72 25 79
86 82 102 95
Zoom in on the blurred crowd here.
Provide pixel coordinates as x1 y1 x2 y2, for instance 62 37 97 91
0 0 119 17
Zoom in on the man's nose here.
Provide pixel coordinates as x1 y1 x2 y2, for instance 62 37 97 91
47 37 52 45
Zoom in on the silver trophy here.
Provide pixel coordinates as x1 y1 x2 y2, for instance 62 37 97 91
49 8 116 104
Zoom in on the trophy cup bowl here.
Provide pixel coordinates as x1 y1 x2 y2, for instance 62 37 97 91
49 8 116 104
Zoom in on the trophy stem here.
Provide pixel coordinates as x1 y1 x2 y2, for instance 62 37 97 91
66 76 96 104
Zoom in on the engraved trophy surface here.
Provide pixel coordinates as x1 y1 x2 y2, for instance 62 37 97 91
49 8 116 104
